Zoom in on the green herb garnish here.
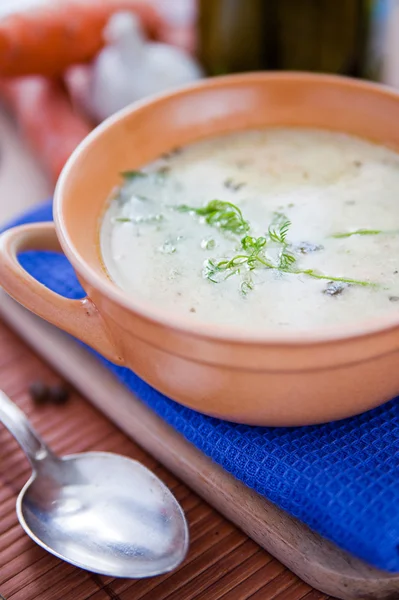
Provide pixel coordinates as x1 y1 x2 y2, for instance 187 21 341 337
120 170 147 180
120 168 170 183
114 217 132 223
202 234 275 289
267 218 296 269
296 269 374 287
331 229 383 238
268 219 290 244
240 279 254 296
176 200 250 235
114 214 164 224
178 200 376 293
201 238 216 250
241 235 268 262
279 249 297 270
331 228 399 238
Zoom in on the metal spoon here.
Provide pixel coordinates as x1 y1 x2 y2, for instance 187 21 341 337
0 390 189 578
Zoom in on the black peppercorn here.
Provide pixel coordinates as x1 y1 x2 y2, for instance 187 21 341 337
29 381 50 405
49 384 70 405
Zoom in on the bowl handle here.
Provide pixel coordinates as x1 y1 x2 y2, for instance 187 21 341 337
0 222 123 365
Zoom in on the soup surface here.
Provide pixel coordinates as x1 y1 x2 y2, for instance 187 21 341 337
100 128 399 332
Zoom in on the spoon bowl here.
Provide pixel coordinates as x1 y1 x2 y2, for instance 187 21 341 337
0 391 188 578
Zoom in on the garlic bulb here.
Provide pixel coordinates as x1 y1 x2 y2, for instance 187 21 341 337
85 11 203 123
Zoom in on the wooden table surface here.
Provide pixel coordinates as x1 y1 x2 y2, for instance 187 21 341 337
0 319 334 600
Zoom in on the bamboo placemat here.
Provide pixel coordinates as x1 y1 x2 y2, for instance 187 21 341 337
0 318 330 600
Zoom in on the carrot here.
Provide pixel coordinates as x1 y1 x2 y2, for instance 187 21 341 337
0 0 166 77
0 76 92 182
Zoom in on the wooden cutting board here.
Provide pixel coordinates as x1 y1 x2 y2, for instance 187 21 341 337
0 106 398 600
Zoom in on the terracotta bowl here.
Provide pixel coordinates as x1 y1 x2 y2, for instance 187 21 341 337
1 72 399 426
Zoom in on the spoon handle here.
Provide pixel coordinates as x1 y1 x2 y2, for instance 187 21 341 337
0 390 53 467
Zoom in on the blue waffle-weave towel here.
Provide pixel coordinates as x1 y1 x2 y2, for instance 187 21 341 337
3 201 399 572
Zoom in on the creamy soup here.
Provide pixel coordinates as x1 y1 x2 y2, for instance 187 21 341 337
100 128 399 332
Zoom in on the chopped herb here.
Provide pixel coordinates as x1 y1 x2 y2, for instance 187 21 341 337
279 249 296 270
268 220 291 245
120 170 146 180
241 235 266 253
331 229 383 238
114 214 164 225
176 200 250 235
201 238 216 250
298 270 373 287
267 218 296 270
203 259 227 283
114 217 132 223
240 279 254 296
202 232 280 291
224 178 246 191
240 235 270 269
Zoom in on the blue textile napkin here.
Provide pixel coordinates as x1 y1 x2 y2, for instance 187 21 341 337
3 201 399 572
